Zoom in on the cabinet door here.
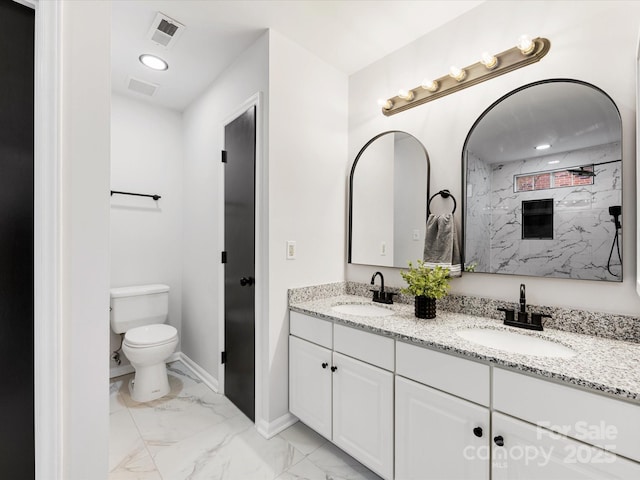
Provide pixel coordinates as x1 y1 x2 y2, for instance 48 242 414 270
395 376 490 480
289 336 332 439
332 351 393 480
492 412 640 479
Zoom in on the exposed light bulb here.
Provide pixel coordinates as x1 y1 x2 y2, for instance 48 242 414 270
480 51 498 69
139 54 169 71
377 98 393 110
449 65 466 82
421 79 439 92
517 34 535 55
398 89 415 101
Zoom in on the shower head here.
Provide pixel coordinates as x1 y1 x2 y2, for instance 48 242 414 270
567 167 596 177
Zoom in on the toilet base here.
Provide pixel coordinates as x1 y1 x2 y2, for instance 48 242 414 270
128 362 170 402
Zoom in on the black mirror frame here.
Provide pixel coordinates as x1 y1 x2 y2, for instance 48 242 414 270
348 130 431 265
460 78 622 278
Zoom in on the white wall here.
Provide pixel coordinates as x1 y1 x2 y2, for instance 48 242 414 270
182 29 348 431
60 0 110 478
347 0 640 315
267 29 348 423
110 93 184 369
181 32 269 386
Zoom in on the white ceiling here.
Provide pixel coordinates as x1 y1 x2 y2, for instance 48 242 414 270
111 0 484 111
466 81 622 164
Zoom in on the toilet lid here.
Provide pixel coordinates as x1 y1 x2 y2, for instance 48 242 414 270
124 324 178 347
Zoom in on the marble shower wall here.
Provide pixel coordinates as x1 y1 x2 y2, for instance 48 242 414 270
465 142 622 280
465 150 491 272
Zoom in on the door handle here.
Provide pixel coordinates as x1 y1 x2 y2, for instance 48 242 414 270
240 276 254 287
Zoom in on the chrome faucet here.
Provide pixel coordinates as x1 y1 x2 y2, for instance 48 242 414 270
370 271 395 304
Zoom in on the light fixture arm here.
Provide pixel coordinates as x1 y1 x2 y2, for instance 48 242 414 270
381 37 551 116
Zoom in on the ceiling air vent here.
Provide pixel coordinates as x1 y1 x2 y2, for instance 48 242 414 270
127 77 158 97
147 12 185 49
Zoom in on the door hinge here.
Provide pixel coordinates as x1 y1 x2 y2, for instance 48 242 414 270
221 150 227 163
221 251 227 264
221 351 226 364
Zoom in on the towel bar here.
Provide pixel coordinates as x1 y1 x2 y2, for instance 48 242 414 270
428 189 456 215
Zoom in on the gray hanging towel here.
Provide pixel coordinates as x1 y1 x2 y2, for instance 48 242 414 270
423 213 461 277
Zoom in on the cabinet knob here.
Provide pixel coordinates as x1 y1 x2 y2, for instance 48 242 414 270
330 366 338 372
321 362 328 369
493 435 504 447
240 276 254 287
473 427 483 438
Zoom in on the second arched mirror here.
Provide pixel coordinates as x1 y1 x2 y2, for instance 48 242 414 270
463 79 622 281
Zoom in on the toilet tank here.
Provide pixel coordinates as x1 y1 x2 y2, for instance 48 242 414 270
110 284 170 334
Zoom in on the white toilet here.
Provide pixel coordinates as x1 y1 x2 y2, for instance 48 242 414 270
110 284 179 402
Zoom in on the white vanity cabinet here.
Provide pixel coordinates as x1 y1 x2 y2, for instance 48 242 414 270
395 376 490 480
289 335 332 439
395 341 491 480
492 368 640 478
332 350 393 479
492 412 640 479
289 308 640 480
289 312 394 479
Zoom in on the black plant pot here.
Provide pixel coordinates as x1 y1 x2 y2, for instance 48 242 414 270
415 296 436 319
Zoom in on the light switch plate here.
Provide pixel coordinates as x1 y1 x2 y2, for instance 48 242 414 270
286 240 296 260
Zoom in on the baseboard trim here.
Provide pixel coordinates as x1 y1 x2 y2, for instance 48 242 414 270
109 364 134 379
256 412 298 439
176 352 219 393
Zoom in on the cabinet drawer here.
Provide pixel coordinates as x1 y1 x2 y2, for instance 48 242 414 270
492 412 640 479
290 311 332 348
396 341 490 406
333 323 394 371
493 368 640 462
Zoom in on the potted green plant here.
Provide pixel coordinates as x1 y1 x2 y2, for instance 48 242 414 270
400 260 451 319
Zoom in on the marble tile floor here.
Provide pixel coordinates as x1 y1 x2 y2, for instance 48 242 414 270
110 361 382 480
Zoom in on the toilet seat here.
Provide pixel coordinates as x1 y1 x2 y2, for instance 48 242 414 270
124 324 178 348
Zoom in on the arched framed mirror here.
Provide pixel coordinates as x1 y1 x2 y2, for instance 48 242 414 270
349 131 430 267
463 79 622 281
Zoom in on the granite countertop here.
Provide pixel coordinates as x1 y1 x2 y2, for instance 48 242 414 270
289 295 640 403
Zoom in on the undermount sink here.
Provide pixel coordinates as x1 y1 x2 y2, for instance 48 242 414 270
456 328 577 358
331 303 395 317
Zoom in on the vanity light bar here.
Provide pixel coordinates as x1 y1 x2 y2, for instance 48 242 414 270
379 36 551 116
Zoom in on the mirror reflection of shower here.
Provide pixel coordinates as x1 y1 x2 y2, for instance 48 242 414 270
608 205 622 277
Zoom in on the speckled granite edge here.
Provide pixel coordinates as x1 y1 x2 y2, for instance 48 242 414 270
438 294 640 344
288 295 640 402
289 282 640 343
288 282 347 304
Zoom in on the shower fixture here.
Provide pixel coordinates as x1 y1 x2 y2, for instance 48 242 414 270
567 166 596 177
607 205 622 277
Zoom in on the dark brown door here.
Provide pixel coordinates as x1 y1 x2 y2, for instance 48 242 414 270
0 1 35 477
223 106 256 421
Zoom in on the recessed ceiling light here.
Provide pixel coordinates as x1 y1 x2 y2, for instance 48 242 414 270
548 160 560 165
139 54 168 71
535 144 551 150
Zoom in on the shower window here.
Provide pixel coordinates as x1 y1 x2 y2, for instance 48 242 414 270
514 165 594 192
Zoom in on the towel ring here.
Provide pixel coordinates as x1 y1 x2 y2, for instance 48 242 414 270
428 189 457 215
